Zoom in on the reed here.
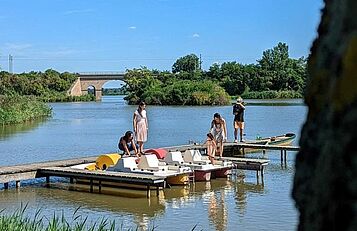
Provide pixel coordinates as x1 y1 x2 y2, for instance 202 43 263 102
0 95 52 125
0 204 164 231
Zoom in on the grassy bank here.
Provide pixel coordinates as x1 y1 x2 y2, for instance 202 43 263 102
0 95 52 125
239 90 302 99
0 205 174 231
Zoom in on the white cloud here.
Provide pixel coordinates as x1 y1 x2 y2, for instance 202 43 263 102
193 33 200 38
5 43 32 50
63 9 94 15
128 26 137 30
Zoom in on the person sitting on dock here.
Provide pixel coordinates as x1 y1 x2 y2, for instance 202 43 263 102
233 97 245 143
210 113 227 158
118 131 140 157
205 133 217 164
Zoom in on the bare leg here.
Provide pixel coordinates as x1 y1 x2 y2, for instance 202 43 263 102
138 141 144 153
219 140 224 157
240 129 244 142
234 128 238 141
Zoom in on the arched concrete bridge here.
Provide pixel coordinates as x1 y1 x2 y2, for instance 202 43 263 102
68 72 125 101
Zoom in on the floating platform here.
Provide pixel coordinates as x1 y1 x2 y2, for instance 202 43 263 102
0 142 299 195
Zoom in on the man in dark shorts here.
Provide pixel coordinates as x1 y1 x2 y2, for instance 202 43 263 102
233 97 245 142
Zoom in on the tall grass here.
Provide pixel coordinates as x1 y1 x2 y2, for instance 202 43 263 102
241 90 302 99
0 95 52 125
0 204 164 231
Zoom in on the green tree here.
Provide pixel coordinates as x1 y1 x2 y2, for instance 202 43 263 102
172 54 200 73
257 42 307 92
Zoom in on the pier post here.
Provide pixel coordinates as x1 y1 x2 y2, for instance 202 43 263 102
280 150 283 162
70 177 74 184
98 180 102 193
90 179 93 193
4 182 9 189
284 150 287 163
16 181 21 188
156 186 159 197
46 176 50 183
147 185 151 198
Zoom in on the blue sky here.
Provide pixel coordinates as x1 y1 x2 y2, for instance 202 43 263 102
0 0 323 74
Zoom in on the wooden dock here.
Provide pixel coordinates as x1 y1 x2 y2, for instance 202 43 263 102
0 142 298 194
39 167 165 198
165 142 299 163
220 157 269 183
0 156 96 189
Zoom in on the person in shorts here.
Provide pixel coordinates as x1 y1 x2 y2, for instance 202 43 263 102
118 131 140 157
233 97 245 142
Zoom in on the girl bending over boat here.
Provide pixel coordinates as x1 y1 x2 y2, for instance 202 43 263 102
118 131 140 157
210 113 227 158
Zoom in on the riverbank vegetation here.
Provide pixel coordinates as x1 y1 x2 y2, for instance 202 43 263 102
0 205 166 231
0 70 94 102
124 42 307 105
0 95 51 125
0 69 93 124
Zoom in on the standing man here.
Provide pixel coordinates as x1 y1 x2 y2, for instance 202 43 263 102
233 97 245 142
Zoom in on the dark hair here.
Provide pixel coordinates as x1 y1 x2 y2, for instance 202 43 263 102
207 133 214 140
137 101 146 116
124 131 133 141
213 113 221 119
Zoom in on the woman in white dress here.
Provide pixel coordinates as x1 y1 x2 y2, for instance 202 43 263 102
133 101 148 154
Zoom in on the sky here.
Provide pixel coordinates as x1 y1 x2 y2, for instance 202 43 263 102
0 0 324 74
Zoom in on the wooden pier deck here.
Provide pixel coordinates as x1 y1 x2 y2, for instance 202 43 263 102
39 167 165 198
220 157 269 183
0 142 298 194
0 156 96 188
165 142 299 163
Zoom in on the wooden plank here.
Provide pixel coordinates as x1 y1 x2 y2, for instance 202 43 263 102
220 157 270 164
235 163 264 171
39 167 165 185
0 171 38 183
162 143 299 152
0 157 97 175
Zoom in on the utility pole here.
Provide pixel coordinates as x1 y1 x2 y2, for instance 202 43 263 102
8 54 13 73
199 54 202 70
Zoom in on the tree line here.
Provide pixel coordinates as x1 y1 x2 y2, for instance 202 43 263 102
124 42 307 105
0 69 93 102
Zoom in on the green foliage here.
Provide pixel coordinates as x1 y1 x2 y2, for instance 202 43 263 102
124 68 230 105
0 95 52 125
0 70 79 101
0 204 161 231
172 54 200 73
205 42 307 97
241 90 302 99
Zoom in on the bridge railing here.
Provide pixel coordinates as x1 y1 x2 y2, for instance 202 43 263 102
78 71 126 75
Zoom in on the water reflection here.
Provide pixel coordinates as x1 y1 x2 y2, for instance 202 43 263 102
0 118 47 140
232 173 265 216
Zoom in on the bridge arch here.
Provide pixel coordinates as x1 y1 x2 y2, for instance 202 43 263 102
68 72 126 101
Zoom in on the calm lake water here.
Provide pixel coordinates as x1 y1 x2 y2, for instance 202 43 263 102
0 96 306 230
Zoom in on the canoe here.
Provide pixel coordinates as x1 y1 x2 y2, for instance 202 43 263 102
265 133 296 145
